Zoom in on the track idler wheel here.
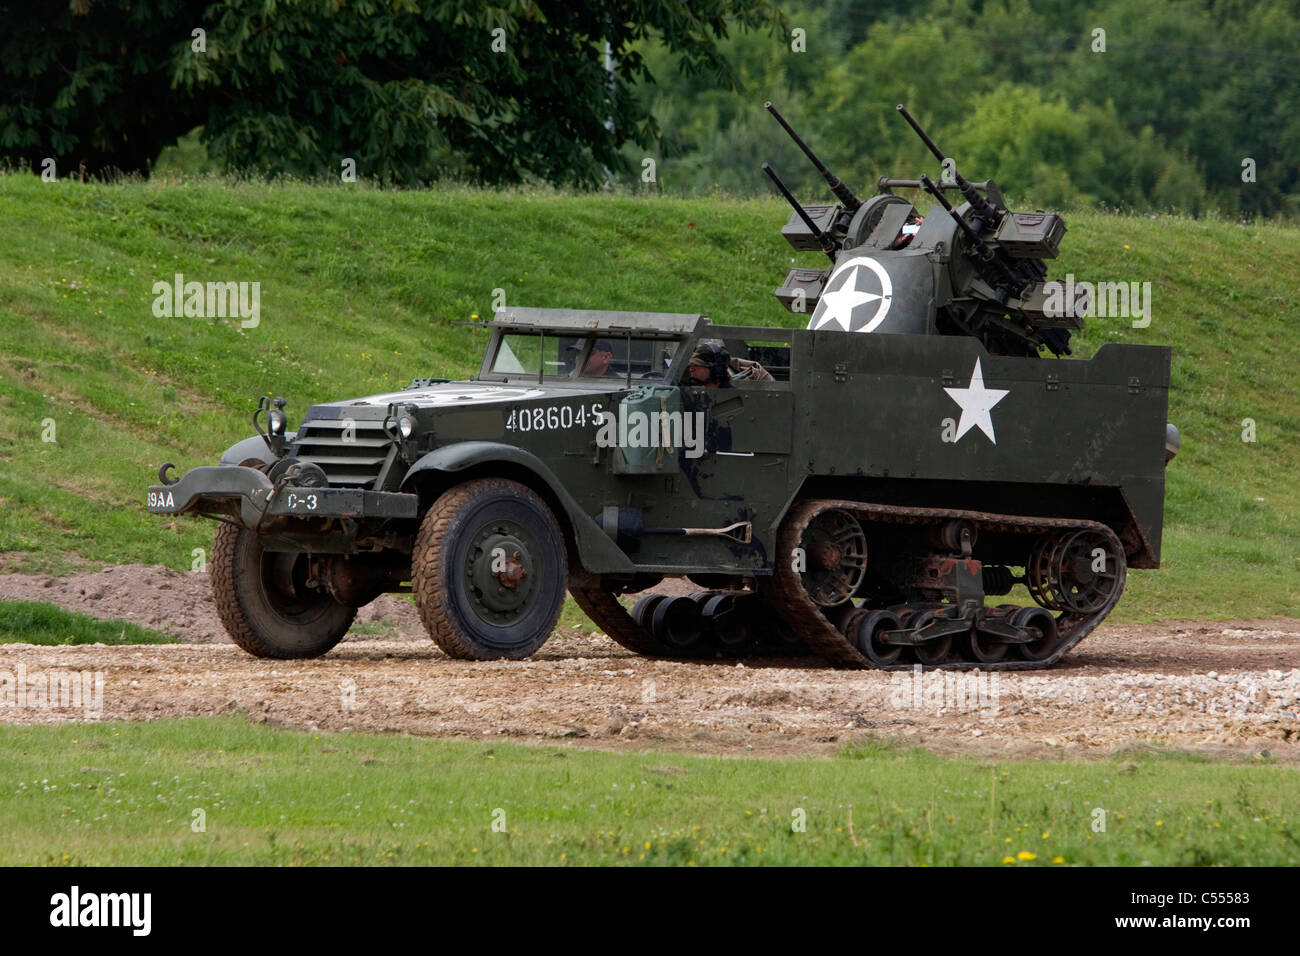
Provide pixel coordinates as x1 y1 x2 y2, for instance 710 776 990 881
1012 605 1061 662
1028 529 1126 613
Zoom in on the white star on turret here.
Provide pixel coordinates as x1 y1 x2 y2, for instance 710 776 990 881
816 265 879 330
809 256 893 332
944 358 1009 444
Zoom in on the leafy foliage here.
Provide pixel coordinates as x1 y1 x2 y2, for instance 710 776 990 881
2 0 1298 214
628 0 1300 218
1 0 784 186
0 0 205 177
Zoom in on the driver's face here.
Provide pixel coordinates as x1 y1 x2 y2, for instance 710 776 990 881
584 349 612 375
688 364 713 385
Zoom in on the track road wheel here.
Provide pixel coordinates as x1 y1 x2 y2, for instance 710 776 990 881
1013 606 1060 662
910 610 951 665
210 522 355 659
968 624 1010 664
650 595 707 653
632 593 668 630
412 478 566 660
702 593 751 651
855 609 905 667
971 604 1021 663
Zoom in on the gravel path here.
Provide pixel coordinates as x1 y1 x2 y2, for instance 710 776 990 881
1 567 1297 758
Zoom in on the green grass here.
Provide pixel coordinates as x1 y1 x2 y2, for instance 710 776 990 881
0 173 1296 620
559 595 602 633
0 718 1294 865
0 600 177 645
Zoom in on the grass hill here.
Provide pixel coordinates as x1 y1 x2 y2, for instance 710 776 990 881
0 174 1296 621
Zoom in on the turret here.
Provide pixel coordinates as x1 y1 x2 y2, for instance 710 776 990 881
764 103 1085 357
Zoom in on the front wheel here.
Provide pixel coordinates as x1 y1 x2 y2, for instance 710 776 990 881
210 522 355 659
412 478 567 660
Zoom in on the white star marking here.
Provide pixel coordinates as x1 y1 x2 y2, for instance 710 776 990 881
809 256 893 332
943 358 1009 444
815 267 879 331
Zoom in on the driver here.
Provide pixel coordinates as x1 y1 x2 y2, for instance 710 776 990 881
581 339 620 378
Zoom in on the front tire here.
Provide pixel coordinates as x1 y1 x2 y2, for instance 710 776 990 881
210 522 355 659
412 478 567 660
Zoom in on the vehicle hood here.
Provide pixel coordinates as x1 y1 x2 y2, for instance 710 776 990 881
303 381 619 418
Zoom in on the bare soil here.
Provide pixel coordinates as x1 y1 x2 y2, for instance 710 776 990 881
2 566 1298 760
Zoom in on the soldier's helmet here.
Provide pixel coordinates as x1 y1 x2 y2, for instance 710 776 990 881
688 342 731 384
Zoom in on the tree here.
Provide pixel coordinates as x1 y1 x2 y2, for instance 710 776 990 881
0 0 206 178
0 0 784 186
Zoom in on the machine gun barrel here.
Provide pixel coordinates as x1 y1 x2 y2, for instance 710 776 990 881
763 163 837 262
919 175 1019 303
897 104 1003 230
765 101 862 211
895 104 947 165
920 174 1069 356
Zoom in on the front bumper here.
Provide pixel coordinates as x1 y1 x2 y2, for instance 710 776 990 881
146 465 418 528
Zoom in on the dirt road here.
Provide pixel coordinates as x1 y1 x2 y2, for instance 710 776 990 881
1 566 1298 758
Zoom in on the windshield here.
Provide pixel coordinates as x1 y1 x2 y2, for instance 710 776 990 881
488 332 680 382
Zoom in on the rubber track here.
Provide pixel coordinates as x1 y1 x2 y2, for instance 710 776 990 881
764 499 1127 671
568 575 674 657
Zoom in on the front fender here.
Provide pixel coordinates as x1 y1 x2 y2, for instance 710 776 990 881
402 442 634 574
219 433 297 466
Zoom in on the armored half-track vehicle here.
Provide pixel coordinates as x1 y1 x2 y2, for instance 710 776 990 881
147 104 1176 670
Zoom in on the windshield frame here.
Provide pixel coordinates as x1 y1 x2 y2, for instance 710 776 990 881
478 328 689 385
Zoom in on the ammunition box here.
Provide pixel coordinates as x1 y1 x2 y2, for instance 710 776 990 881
780 204 839 251
774 268 828 314
994 212 1066 258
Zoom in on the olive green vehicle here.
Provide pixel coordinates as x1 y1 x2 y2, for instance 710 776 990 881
146 104 1176 669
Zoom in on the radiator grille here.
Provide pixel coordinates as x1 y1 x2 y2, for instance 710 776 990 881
292 419 391 488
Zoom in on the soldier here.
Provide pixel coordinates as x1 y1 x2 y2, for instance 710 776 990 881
687 342 773 386
687 343 730 387
889 212 924 250
581 338 621 378
730 354 774 382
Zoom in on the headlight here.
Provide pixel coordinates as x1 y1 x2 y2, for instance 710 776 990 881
268 409 287 435
398 415 415 439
